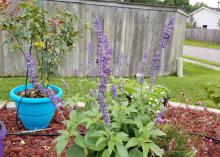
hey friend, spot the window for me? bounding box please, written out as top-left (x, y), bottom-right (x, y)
top-left (202, 25), bottom-right (208, 29)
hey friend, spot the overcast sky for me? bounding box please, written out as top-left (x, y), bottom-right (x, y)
top-left (190, 0), bottom-right (220, 7)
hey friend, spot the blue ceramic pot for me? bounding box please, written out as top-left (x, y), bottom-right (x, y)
top-left (9, 84), bottom-right (63, 130)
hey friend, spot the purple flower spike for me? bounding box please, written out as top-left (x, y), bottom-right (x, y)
top-left (25, 52), bottom-right (62, 108)
top-left (136, 73), bottom-right (144, 84)
top-left (111, 85), bottom-right (117, 99)
top-left (155, 108), bottom-right (167, 124)
top-left (120, 81), bottom-right (125, 93)
top-left (73, 68), bottom-right (80, 77)
top-left (94, 16), bottom-right (112, 127)
top-left (150, 16), bottom-right (175, 86)
top-left (25, 52), bottom-right (37, 84)
top-left (87, 42), bottom-right (94, 76)
top-left (61, 79), bottom-right (69, 89)
top-left (116, 52), bottom-right (125, 77)
top-left (139, 50), bottom-right (148, 75)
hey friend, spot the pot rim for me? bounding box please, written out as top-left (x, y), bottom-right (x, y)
top-left (9, 84), bottom-right (63, 104)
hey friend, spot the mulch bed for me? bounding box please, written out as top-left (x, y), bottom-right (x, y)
top-left (0, 107), bottom-right (220, 157)
top-left (1, 108), bottom-right (69, 157)
top-left (164, 107), bottom-right (220, 157)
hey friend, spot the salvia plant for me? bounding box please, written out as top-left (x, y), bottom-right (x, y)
top-left (0, 0), bottom-right (87, 83)
top-left (26, 52), bottom-right (62, 108)
top-left (55, 16), bottom-right (176, 157)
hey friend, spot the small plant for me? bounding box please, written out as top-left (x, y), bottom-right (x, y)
top-left (202, 84), bottom-right (220, 109)
top-left (155, 124), bottom-right (196, 157)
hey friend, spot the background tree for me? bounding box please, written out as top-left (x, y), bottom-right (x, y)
top-left (186, 15), bottom-right (197, 28)
top-left (188, 2), bottom-right (208, 13)
top-left (218, 19), bottom-right (220, 28)
top-left (125, 0), bottom-right (208, 13)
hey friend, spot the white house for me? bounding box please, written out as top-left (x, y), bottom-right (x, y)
top-left (188, 7), bottom-right (220, 29)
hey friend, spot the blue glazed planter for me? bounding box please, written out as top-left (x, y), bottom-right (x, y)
top-left (9, 84), bottom-right (63, 130)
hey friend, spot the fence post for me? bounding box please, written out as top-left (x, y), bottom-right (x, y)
top-left (177, 57), bottom-right (183, 77)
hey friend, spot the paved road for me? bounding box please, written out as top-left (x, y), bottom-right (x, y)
top-left (183, 45), bottom-right (220, 63)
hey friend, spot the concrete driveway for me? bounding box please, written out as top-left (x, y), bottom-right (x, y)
top-left (183, 45), bottom-right (220, 63)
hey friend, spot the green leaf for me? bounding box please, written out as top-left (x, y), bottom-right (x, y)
top-left (116, 144), bottom-right (128, 157)
top-left (145, 122), bottom-right (155, 132)
top-left (96, 137), bottom-right (107, 147)
top-left (126, 137), bottom-right (138, 148)
top-left (102, 149), bottom-right (111, 157)
top-left (108, 141), bottom-right (115, 155)
top-left (129, 148), bottom-right (143, 157)
top-left (75, 135), bottom-right (85, 148)
top-left (135, 118), bottom-right (143, 130)
top-left (85, 132), bottom-right (106, 151)
top-left (149, 142), bottom-right (163, 157)
top-left (151, 129), bottom-right (166, 138)
top-left (142, 143), bottom-right (149, 157)
top-left (56, 137), bottom-right (68, 157)
top-left (117, 132), bottom-right (129, 141)
top-left (67, 144), bottom-right (85, 157)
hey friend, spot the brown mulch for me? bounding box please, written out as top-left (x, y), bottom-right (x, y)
top-left (164, 107), bottom-right (220, 157)
top-left (0, 107), bottom-right (220, 157)
top-left (1, 108), bottom-right (69, 157)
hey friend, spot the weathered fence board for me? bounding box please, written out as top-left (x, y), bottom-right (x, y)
top-left (0, 0), bottom-right (187, 77)
top-left (186, 29), bottom-right (220, 43)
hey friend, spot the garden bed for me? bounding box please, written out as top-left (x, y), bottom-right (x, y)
top-left (1, 107), bottom-right (219, 157)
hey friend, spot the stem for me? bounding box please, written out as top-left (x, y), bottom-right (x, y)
top-left (35, 49), bottom-right (41, 66)
top-left (14, 37), bottom-right (25, 57)
top-left (7, 30), bottom-right (25, 57)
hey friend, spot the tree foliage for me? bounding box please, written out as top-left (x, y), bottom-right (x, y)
top-left (125, 0), bottom-right (208, 13)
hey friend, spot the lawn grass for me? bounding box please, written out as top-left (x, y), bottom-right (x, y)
top-left (1, 62), bottom-right (220, 108)
top-left (182, 55), bottom-right (220, 67)
top-left (184, 39), bottom-right (220, 50)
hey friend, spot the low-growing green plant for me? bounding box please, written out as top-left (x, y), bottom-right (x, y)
top-left (202, 84), bottom-right (220, 109)
top-left (155, 124), bottom-right (196, 157)
top-left (55, 79), bottom-right (169, 157)
top-left (55, 15), bottom-right (178, 157)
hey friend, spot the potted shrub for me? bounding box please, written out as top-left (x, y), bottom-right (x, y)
top-left (0, 121), bottom-right (6, 157)
top-left (0, 0), bottom-right (86, 129)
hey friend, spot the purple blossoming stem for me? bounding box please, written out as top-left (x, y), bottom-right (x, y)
top-left (116, 52), bottom-right (125, 77)
top-left (136, 50), bottom-right (148, 84)
top-left (150, 16), bottom-right (175, 86)
top-left (25, 52), bottom-right (62, 108)
top-left (155, 108), bottom-right (167, 124)
top-left (61, 79), bottom-right (69, 89)
top-left (139, 50), bottom-right (148, 75)
top-left (72, 68), bottom-right (80, 77)
top-left (94, 16), bottom-right (112, 127)
top-left (111, 85), bottom-right (117, 99)
top-left (120, 81), bottom-right (125, 93)
top-left (87, 42), bottom-right (94, 76)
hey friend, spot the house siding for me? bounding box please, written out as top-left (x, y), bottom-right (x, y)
top-left (192, 8), bottom-right (220, 29)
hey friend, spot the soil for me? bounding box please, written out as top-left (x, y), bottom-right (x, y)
top-left (0, 107), bottom-right (219, 157)
top-left (164, 107), bottom-right (220, 157)
top-left (17, 88), bottom-right (57, 98)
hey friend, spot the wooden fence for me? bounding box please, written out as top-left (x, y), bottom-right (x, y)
top-left (0, 0), bottom-right (187, 77)
top-left (186, 29), bottom-right (220, 43)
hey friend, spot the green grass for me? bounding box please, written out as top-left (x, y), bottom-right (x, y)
top-left (182, 55), bottom-right (220, 67)
top-left (157, 63), bottom-right (220, 108)
top-left (184, 39), bottom-right (220, 50)
top-left (1, 62), bottom-right (220, 108)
